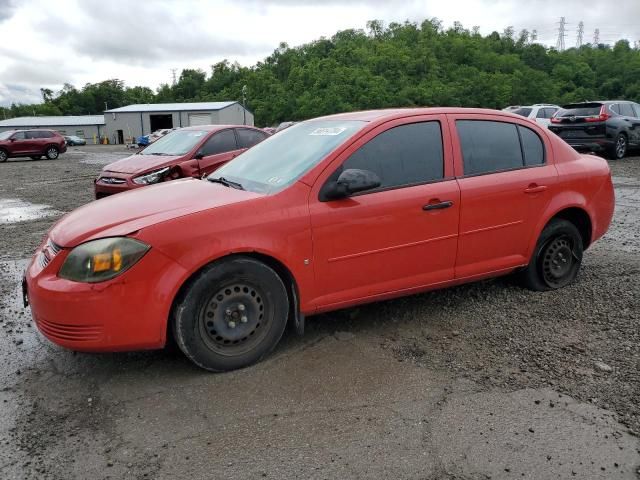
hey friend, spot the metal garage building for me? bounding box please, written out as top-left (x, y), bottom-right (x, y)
top-left (0, 115), bottom-right (105, 140)
top-left (104, 102), bottom-right (254, 144)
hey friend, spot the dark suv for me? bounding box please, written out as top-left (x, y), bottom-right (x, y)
top-left (548, 100), bottom-right (640, 159)
top-left (0, 129), bottom-right (67, 162)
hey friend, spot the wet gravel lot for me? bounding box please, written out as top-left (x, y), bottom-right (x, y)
top-left (0, 145), bottom-right (639, 479)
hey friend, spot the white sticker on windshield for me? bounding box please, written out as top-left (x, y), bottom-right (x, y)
top-left (309, 127), bottom-right (347, 136)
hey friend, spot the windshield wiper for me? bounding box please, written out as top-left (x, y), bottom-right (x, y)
top-left (147, 152), bottom-right (172, 156)
top-left (208, 176), bottom-right (245, 190)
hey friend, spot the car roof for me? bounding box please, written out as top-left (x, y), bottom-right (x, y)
top-left (313, 107), bottom-right (526, 122)
top-left (179, 124), bottom-right (260, 132)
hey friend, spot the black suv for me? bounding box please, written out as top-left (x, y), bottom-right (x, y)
top-left (548, 100), bottom-right (640, 159)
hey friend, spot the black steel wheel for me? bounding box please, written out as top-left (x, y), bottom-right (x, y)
top-left (518, 218), bottom-right (583, 291)
top-left (173, 257), bottom-right (289, 371)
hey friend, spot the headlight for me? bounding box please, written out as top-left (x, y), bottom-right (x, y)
top-left (133, 167), bottom-right (171, 185)
top-left (59, 237), bottom-right (150, 283)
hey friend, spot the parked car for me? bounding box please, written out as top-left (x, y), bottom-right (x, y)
top-left (94, 125), bottom-right (269, 198)
top-left (64, 135), bottom-right (86, 146)
top-left (0, 129), bottom-right (67, 162)
top-left (507, 104), bottom-right (561, 127)
top-left (548, 100), bottom-right (640, 159)
top-left (24, 108), bottom-right (614, 372)
top-left (275, 121), bottom-right (296, 132)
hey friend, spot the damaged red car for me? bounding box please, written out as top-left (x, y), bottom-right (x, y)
top-left (24, 108), bottom-right (615, 371)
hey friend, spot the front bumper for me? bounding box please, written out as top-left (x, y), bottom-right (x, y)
top-left (25, 241), bottom-right (188, 352)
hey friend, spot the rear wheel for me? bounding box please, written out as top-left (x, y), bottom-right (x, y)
top-left (0, 149), bottom-right (7, 162)
top-left (45, 146), bottom-right (59, 160)
top-left (608, 133), bottom-right (627, 160)
top-left (173, 257), bottom-right (289, 372)
top-left (519, 218), bottom-right (583, 291)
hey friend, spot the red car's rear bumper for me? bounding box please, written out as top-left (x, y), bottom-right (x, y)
top-left (25, 243), bottom-right (187, 352)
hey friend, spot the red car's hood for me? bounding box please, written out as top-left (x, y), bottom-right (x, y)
top-left (103, 153), bottom-right (184, 174)
top-left (50, 178), bottom-right (262, 247)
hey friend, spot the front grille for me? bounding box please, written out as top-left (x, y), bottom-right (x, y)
top-left (36, 317), bottom-right (103, 342)
top-left (38, 252), bottom-right (50, 268)
top-left (38, 239), bottom-right (62, 268)
top-left (99, 177), bottom-right (126, 184)
top-left (47, 239), bottom-right (61, 255)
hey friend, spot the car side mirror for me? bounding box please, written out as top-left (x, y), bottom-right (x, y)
top-left (194, 151), bottom-right (204, 160)
top-left (322, 168), bottom-right (381, 201)
top-left (9, 137), bottom-right (16, 142)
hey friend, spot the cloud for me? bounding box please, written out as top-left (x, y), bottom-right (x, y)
top-left (0, 0), bottom-right (15, 22)
top-left (37, 0), bottom-right (269, 65)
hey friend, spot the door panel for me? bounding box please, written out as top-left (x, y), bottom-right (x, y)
top-left (448, 114), bottom-right (558, 278)
top-left (308, 115), bottom-right (459, 308)
top-left (310, 182), bottom-right (460, 306)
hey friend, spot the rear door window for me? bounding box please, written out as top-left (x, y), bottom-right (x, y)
top-left (25, 131), bottom-right (40, 139)
top-left (518, 126), bottom-right (545, 166)
top-left (619, 103), bottom-right (635, 117)
top-left (341, 121), bottom-right (444, 190)
top-left (512, 108), bottom-right (532, 118)
top-left (456, 120), bottom-right (524, 175)
top-left (200, 130), bottom-right (237, 156)
top-left (236, 129), bottom-right (268, 149)
top-left (609, 104), bottom-right (621, 115)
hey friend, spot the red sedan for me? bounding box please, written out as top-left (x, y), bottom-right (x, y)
top-left (94, 125), bottom-right (269, 198)
top-left (24, 108), bottom-right (615, 371)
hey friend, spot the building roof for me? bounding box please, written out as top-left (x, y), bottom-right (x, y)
top-left (105, 102), bottom-right (238, 113)
top-left (0, 115), bottom-right (105, 127)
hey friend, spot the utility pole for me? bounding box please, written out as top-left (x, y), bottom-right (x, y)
top-left (556, 17), bottom-right (566, 51)
top-left (171, 69), bottom-right (177, 86)
top-left (593, 28), bottom-right (600, 46)
top-left (530, 29), bottom-right (538, 43)
top-left (241, 85), bottom-right (247, 125)
top-left (104, 102), bottom-right (108, 112)
top-left (576, 21), bottom-right (584, 47)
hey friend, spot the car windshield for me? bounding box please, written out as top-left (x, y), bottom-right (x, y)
top-left (512, 108), bottom-right (532, 117)
top-left (0, 131), bottom-right (15, 140)
top-left (208, 120), bottom-right (366, 194)
top-left (558, 103), bottom-right (602, 117)
top-left (141, 129), bottom-right (207, 155)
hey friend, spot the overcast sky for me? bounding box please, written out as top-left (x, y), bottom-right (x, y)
top-left (1, 0), bottom-right (638, 106)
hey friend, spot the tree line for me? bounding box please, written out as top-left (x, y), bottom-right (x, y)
top-left (2, 19), bottom-right (639, 127)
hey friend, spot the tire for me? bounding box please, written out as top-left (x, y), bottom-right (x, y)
top-left (518, 218), bottom-right (584, 291)
top-left (0, 149), bottom-right (7, 162)
top-left (173, 257), bottom-right (289, 372)
top-left (607, 133), bottom-right (627, 160)
top-left (45, 146), bottom-right (59, 160)
top-left (30, 156), bottom-right (42, 160)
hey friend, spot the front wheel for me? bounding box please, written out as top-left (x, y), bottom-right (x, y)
top-left (608, 133), bottom-right (627, 160)
top-left (0, 150), bottom-right (7, 162)
top-left (518, 219), bottom-right (583, 291)
top-left (173, 257), bottom-right (289, 371)
top-left (45, 146), bottom-right (59, 160)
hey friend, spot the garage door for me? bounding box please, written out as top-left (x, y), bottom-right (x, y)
top-left (188, 113), bottom-right (212, 126)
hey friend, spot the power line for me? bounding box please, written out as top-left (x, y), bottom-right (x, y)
top-left (576, 21), bottom-right (584, 47)
top-left (556, 17), bottom-right (567, 51)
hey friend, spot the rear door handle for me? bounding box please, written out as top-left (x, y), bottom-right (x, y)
top-left (423, 200), bottom-right (453, 211)
top-left (524, 184), bottom-right (548, 194)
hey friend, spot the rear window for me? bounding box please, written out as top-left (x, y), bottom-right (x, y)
top-left (558, 104), bottom-right (602, 117)
top-left (512, 108), bottom-right (532, 117)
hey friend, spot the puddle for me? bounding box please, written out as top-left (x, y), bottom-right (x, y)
top-left (0, 198), bottom-right (61, 224)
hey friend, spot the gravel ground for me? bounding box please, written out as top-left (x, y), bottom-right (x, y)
top-left (0, 146), bottom-right (639, 479)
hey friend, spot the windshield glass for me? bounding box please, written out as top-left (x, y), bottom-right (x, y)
top-left (512, 108), bottom-right (532, 117)
top-left (141, 129), bottom-right (207, 155)
top-left (208, 120), bottom-right (366, 194)
top-left (0, 131), bottom-right (15, 140)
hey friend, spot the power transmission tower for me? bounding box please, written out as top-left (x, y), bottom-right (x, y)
top-left (531, 29), bottom-right (538, 43)
top-left (576, 21), bottom-right (584, 47)
top-left (170, 69), bottom-right (177, 85)
top-left (556, 17), bottom-right (567, 51)
top-left (593, 28), bottom-right (600, 46)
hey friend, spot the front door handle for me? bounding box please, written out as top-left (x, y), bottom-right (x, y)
top-left (524, 184), bottom-right (548, 194)
top-left (423, 200), bottom-right (453, 211)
